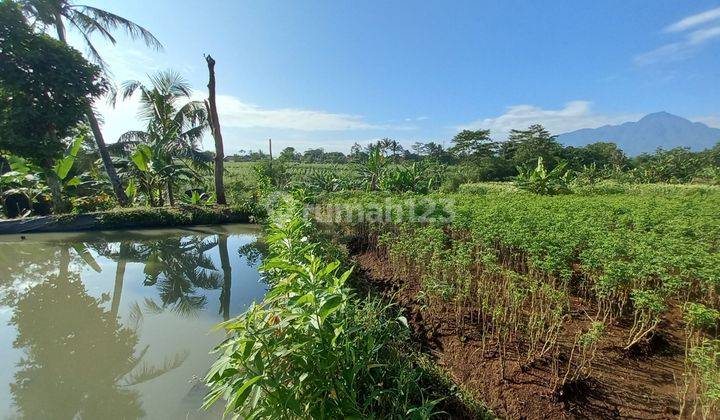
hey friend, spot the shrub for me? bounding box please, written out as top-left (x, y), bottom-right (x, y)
top-left (515, 157), bottom-right (571, 195)
top-left (205, 198), bottom-right (444, 418)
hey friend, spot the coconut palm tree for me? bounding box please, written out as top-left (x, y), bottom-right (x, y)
top-left (117, 70), bottom-right (210, 206)
top-left (19, 0), bottom-right (163, 206)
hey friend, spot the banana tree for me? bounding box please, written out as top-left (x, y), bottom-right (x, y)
top-left (2, 136), bottom-right (86, 216)
top-left (117, 71), bottom-right (210, 206)
top-left (127, 144), bottom-right (201, 207)
top-left (359, 146), bottom-right (386, 191)
top-left (515, 156), bottom-right (571, 195)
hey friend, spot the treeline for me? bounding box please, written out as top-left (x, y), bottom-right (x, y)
top-left (228, 125), bottom-right (720, 184)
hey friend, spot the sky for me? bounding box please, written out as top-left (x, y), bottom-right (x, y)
top-left (67, 0), bottom-right (720, 154)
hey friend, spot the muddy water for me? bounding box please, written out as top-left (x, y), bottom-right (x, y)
top-left (0, 225), bottom-right (265, 419)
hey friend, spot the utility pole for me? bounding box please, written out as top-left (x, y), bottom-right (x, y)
top-left (268, 138), bottom-right (273, 168)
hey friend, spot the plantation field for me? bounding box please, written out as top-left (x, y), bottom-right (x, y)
top-left (224, 162), bottom-right (361, 186)
top-left (317, 186), bottom-right (720, 418)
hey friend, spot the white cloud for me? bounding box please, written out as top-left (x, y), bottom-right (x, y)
top-left (635, 25), bottom-right (720, 65)
top-left (636, 6), bottom-right (720, 65)
top-left (458, 101), bottom-right (639, 138)
top-left (665, 7), bottom-right (720, 32)
top-left (204, 94), bottom-right (412, 131)
top-left (692, 114), bottom-right (720, 128)
top-left (687, 25), bottom-right (720, 44)
top-left (94, 89), bottom-right (413, 152)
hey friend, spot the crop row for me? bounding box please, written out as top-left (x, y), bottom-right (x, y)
top-left (318, 190), bottom-right (720, 414)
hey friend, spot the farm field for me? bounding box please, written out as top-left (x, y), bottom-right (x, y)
top-left (315, 186), bottom-right (720, 418)
top-left (5, 0), bottom-right (720, 418)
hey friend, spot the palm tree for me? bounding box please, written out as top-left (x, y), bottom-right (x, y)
top-left (117, 70), bottom-right (210, 206)
top-left (139, 236), bottom-right (222, 317)
top-left (19, 0), bottom-right (163, 206)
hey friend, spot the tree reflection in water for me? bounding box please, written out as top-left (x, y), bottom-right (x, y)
top-left (9, 246), bottom-right (187, 419)
top-left (1, 228), bottom-right (263, 418)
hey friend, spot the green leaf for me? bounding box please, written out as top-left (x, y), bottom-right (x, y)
top-left (131, 145), bottom-right (152, 172)
top-left (54, 136), bottom-right (84, 180)
top-left (319, 295), bottom-right (343, 323)
top-left (226, 375), bottom-right (262, 415)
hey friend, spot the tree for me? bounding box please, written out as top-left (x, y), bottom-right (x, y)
top-left (349, 142), bottom-right (367, 162)
top-left (450, 129), bottom-right (497, 161)
top-left (302, 148), bottom-right (325, 163)
top-left (0, 1), bottom-right (106, 209)
top-left (204, 55), bottom-right (226, 204)
top-left (502, 124), bottom-right (564, 169)
top-left (279, 147), bottom-right (299, 162)
top-left (117, 70), bottom-right (209, 206)
top-left (323, 151), bottom-right (347, 164)
top-left (632, 147), bottom-right (704, 183)
top-left (564, 141), bottom-right (629, 171)
top-left (20, 0), bottom-right (163, 206)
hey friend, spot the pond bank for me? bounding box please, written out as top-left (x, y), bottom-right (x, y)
top-left (0, 205), bottom-right (256, 235)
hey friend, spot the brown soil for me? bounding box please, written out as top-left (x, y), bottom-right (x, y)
top-left (353, 251), bottom-right (694, 420)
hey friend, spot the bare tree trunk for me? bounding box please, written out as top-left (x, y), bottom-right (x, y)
top-left (47, 172), bottom-right (63, 211)
top-left (167, 180), bottom-right (175, 207)
top-left (218, 234), bottom-right (232, 321)
top-left (205, 55), bottom-right (227, 205)
top-left (43, 157), bottom-right (63, 212)
top-left (54, 13), bottom-right (129, 207)
top-left (110, 244), bottom-right (127, 320)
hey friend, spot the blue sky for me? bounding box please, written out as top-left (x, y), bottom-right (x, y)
top-left (72, 1), bottom-right (720, 153)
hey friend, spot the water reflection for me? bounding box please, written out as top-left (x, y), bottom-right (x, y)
top-left (0, 225), bottom-right (264, 419)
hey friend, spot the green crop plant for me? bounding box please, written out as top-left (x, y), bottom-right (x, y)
top-left (686, 339), bottom-right (720, 418)
top-left (559, 320), bottom-right (606, 389)
top-left (317, 186), bottom-right (720, 410)
top-left (625, 289), bottom-right (668, 350)
top-left (205, 196), bottom-right (449, 418)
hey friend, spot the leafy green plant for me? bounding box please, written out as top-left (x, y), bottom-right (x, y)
top-left (379, 162), bottom-right (442, 194)
top-left (252, 159), bottom-right (291, 190)
top-left (687, 339), bottom-right (720, 418)
top-left (685, 303), bottom-right (720, 335)
top-left (515, 156), bottom-right (570, 195)
top-left (360, 146), bottom-right (386, 191)
top-left (180, 190), bottom-right (216, 206)
top-left (626, 289), bottom-right (667, 350)
top-left (205, 197), bottom-right (442, 418)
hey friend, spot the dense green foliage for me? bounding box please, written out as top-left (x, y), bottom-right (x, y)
top-left (113, 70), bottom-right (210, 207)
top-left (0, 0), bottom-right (106, 165)
top-left (515, 157), bottom-right (570, 195)
top-left (319, 186), bottom-right (720, 413)
top-left (323, 189), bottom-right (720, 307)
top-left (205, 196), bottom-right (482, 418)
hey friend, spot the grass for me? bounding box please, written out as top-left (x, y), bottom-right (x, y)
top-left (0, 205), bottom-right (257, 234)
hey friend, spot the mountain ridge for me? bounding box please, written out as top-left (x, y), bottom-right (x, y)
top-left (557, 112), bottom-right (720, 156)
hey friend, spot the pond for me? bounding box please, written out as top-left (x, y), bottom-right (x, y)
top-left (0, 224), bottom-right (266, 419)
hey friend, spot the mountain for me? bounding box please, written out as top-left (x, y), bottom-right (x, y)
top-left (557, 112), bottom-right (720, 156)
